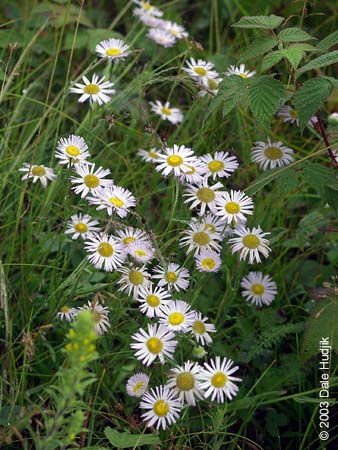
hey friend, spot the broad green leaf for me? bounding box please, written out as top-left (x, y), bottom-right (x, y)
top-left (294, 78), bottom-right (334, 129)
top-left (209, 75), bottom-right (248, 116)
top-left (278, 27), bottom-right (314, 43)
top-left (104, 427), bottom-right (161, 448)
top-left (317, 30), bottom-right (338, 51)
top-left (296, 50), bottom-right (338, 77)
top-left (323, 184), bottom-right (338, 211)
top-left (275, 169), bottom-right (299, 195)
top-left (239, 36), bottom-right (278, 63)
top-left (281, 47), bottom-right (305, 70)
top-left (303, 163), bottom-right (337, 195)
top-left (248, 76), bottom-right (286, 129)
top-left (291, 43), bottom-right (319, 52)
top-left (232, 15), bottom-right (284, 30)
top-left (261, 51), bottom-right (284, 71)
top-left (295, 211), bottom-right (325, 246)
top-left (64, 30), bottom-right (88, 50)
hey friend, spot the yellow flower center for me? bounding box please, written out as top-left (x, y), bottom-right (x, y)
top-left (239, 73), bottom-right (248, 79)
top-left (146, 337), bottom-right (163, 354)
top-left (106, 47), bottom-right (122, 57)
top-left (84, 174), bottom-right (100, 188)
top-left (208, 78), bottom-right (218, 90)
top-left (211, 372), bottom-right (227, 388)
top-left (148, 150), bottom-right (159, 159)
top-left (74, 222), bottom-right (88, 233)
top-left (98, 242), bottom-right (114, 257)
top-left (194, 67), bottom-right (207, 76)
top-left (205, 223), bottom-right (216, 232)
top-left (109, 196), bottom-right (124, 208)
top-left (123, 236), bottom-right (136, 245)
top-left (66, 145), bottom-right (80, 157)
top-left (165, 271), bottom-right (178, 283)
top-left (84, 84), bottom-right (100, 95)
top-left (208, 160), bottom-right (224, 173)
top-left (176, 372), bottom-right (195, 390)
top-left (201, 258), bottom-right (216, 270)
top-left (92, 310), bottom-right (103, 323)
top-left (61, 306), bottom-right (71, 313)
top-left (133, 381), bottom-right (145, 394)
top-left (168, 312), bottom-right (184, 326)
top-left (134, 249), bottom-right (147, 257)
top-left (31, 166), bottom-right (46, 177)
top-left (197, 187), bottom-right (215, 203)
top-left (192, 320), bottom-right (206, 334)
top-left (242, 234), bottom-right (260, 249)
top-left (251, 283), bottom-right (265, 295)
top-left (185, 164), bottom-right (195, 174)
top-left (161, 107), bottom-right (172, 116)
top-left (167, 155), bottom-right (183, 167)
top-left (129, 270), bottom-right (144, 285)
top-left (225, 201), bottom-right (240, 214)
top-left (264, 146), bottom-right (283, 160)
top-left (146, 294), bottom-right (160, 307)
top-left (142, 1), bottom-right (152, 11)
top-left (170, 28), bottom-right (179, 37)
top-left (193, 231), bottom-right (210, 246)
top-left (153, 399), bottom-right (169, 417)
top-left (290, 109), bottom-right (299, 119)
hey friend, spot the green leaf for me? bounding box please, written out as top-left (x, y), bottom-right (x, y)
top-left (245, 169), bottom-right (282, 196)
top-left (232, 15), bottom-right (284, 30)
top-left (303, 163), bottom-right (337, 195)
top-left (261, 51), bottom-right (284, 71)
top-left (210, 75), bottom-right (248, 116)
top-left (275, 169), bottom-right (299, 195)
top-left (296, 50), bottom-right (338, 77)
top-left (294, 78), bottom-right (334, 129)
top-left (317, 30), bottom-right (338, 51)
top-left (295, 211), bottom-right (325, 246)
top-left (64, 30), bottom-right (89, 50)
top-left (281, 47), bottom-right (305, 70)
top-left (239, 36), bottom-right (278, 62)
top-left (104, 428), bottom-right (161, 448)
top-left (323, 184), bottom-right (338, 211)
top-left (248, 75), bottom-right (286, 129)
top-left (278, 27), bottom-right (314, 43)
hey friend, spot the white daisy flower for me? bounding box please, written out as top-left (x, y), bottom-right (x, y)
top-left (131, 323), bottom-right (177, 366)
top-left (158, 300), bottom-right (195, 333)
top-left (140, 385), bottom-right (182, 430)
top-left (228, 225), bottom-right (271, 264)
top-left (117, 265), bottom-right (151, 299)
top-left (178, 158), bottom-right (205, 185)
top-left (196, 76), bottom-right (222, 97)
top-left (251, 139), bottom-right (295, 170)
top-left (69, 74), bottom-right (115, 106)
top-left (179, 221), bottom-right (221, 255)
top-left (161, 20), bottom-right (188, 39)
top-left (167, 361), bottom-right (204, 406)
top-left (225, 64), bottom-right (255, 78)
top-left (214, 190), bottom-right (254, 225)
top-left (87, 185), bottom-right (136, 218)
top-left (149, 100), bottom-right (183, 125)
top-left (183, 57), bottom-right (218, 81)
top-left (199, 356), bottom-right (242, 402)
top-left (136, 284), bottom-right (171, 318)
top-left (147, 28), bottom-right (176, 48)
top-left (277, 105), bottom-right (317, 128)
top-left (126, 372), bottom-right (149, 398)
top-left (183, 177), bottom-right (224, 216)
top-left (153, 263), bottom-right (190, 292)
top-left (95, 38), bottom-right (130, 62)
top-left (137, 147), bottom-right (161, 162)
top-left (19, 163), bottom-right (56, 188)
top-left (57, 305), bottom-right (77, 322)
top-left (195, 249), bottom-right (222, 273)
top-left (116, 226), bottom-right (150, 247)
top-left (70, 162), bottom-right (113, 198)
top-left (190, 312), bottom-right (216, 345)
top-left (241, 271), bottom-right (277, 307)
top-left (64, 213), bottom-right (100, 240)
top-left (55, 135), bottom-right (90, 166)
top-left (200, 151), bottom-right (239, 180)
top-left (194, 213), bottom-right (227, 236)
top-left (138, 14), bottom-right (164, 27)
top-left (154, 144), bottom-right (196, 177)
top-left (77, 301), bottom-right (110, 335)
top-left (127, 240), bottom-right (155, 264)
top-left (133, 1), bottom-right (163, 18)
top-left (84, 233), bottom-right (125, 272)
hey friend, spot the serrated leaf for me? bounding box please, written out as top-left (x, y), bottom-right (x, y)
top-left (281, 47), bottom-right (305, 70)
top-left (296, 50), bottom-right (338, 77)
top-left (210, 76), bottom-right (248, 116)
top-left (303, 163), bottom-right (337, 195)
top-left (104, 427), bottom-right (161, 448)
top-left (248, 76), bottom-right (286, 128)
top-left (289, 43), bottom-right (319, 52)
top-left (245, 169), bottom-right (282, 196)
top-left (239, 36), bottom-right (278, 63)
top-left (275, 169), bottom-right (299, 195)
top-left (317, 30), bottom-right (338, 51)
top-left (294, 78), bottom-right (334, 129)
top-left (295, 211), bottom-right (325, 245)
top-left (232, 15), bottom-right (284, 30)
top-left (323, 184), bottom-right (338, 211)
top-left (261, 51), bottom-right (284, 71)
top-left (278, 27), bottom-right (314, 43)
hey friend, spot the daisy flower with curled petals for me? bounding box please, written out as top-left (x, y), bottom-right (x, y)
top-left (57, 306), bottom-right (77, 322)
top-left (117, 265), bottom-right (151, 299)
top-left (154, 144), bottom-right (196, 177)
top-left (251, 139), bottom-right (294, 170)
top-left (225, 64), bottom-right (255, 78)
top-left (183, 177), bottom-right (224, 216)
top-left (116, 226), bottom-right (150, 248)
top-left (140, 385), bottom-right (182, 430)
top-left (55, 135), bottom-right (90, 166)
top-left (167, 361), bottom-right (204, 406)
top-left (179, 221), bottom-right (221, 255)
top-left (95, 38), bottom-right (130, 63)
top-left (195, 249), bottom-right (222, 273)
top-left (200, 151), bottom-right (239, 180)
top-left (241, 271), bottom-right (277, 307)
top-left (199, 356), bottom-right (242, 402)
top-left (161, 20), bottom-right (188, 39)
top-left (69, 74), bottom-right (115, 106)
top-left (70, 162), bottom-right (113, 198)
top-left (158, 300), bottom-right (195, 333)
top-left (127, 240), bottom-right (155, 264)
top-left (77, 301), bottom-right (110, 335)
top-left (131, 323), bottom-right (177, 366)
top-left (126, 372), bottom-right (149, 398)
top-left (190, 311), bottom-right (216, 345)
top-left (214, 190), bottom-right (254, 225)
top-left (153, 262), bottom-right (190, 292)
top-left (19, 163), bottom-right (56, 188)
top-left (137, 147), bottom-right (161, 163)
top-left (149, 100), bottom-right (183, 125)
top-left (87, 185), bottom-right (136, 218)
top-left (183, 57), bottom-right (218, 82)
top-left (84, 233), bottom-right (125, 272)
top-left (64, 213), bottom-right (100, 240)
top-left (136, 284), bottom-right (171, 318)
top-left (147, 28), bottom-right (176, 48)
top-left (229, 225), bottom-right (271, 264)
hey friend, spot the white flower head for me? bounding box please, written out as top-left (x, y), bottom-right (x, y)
top-left (117, 265), bottom-right (151, 299)
top-left (195, 249), bottom-right (222, 273)
top-left (19, 163), bottom-right (56, 188)
top-left (127, 240), bottom-right (155, 264)
top-left (57, 306), bottom-right (77, 322)
top-left (137, 147), bottom-right (161, 163)
top-left (136, 284), bottom-right (171, 318)
top-left (229, 225), bottom-right (271, 264)
top-left (179, 220), bottom-right (221, 255)
top-left (55, 135), bottom-right (90, 166)
top-left (154, 144), bottom-right (196, 177)
top-left (64, 213), bottom-right (100, 240)
top-left (87, 185), bottom-right (136, 218)
top-left (133, 1), bottom-right (163, 18)
top-left (85, 233), bottom-right (125, 272)
top-left (200, 151), bottom-right (239, 180)
top-left (153, 262), bottom-right (190, 292)
top-left (116, 226), bottom-right (150, 248)
top-left (251, 139), bottom-right (294, 170)
top-left (225, 64), bottom-right (255, 78)
top-left (77, 301), bottom-right (110, 335)
top-left (194, 213), bottom-right (227, 236)
top-left (190, 311), bottom-right (216, 345)
top-left (196, 76), bottom-right (222, 97)
top-left (70, 162), bottom-right (113, 198)
top-left (183, 177), bottom-right (224, 216)
top-left (161, 20), bottom-right (188, 39)
top-left (149, 100), bottom-right (183, 124)
top-left (241, 271), bottom-right (277, 307)
top-left (147, 28), bottom-right (176, 48)
top-left (95, 38), bottom-right (130, 62)
top-left (69, 74), bottom-right (115, 106)
top-left (158, 300), bottom-right (195, 333)
top-left (214, 190), bottom-right (254, 225)
top-left (178, 157), bottom-right (205, 185)
top-left (126, 372), bottom-right (149, 398)
top-left (183, 57), bottom-right (218, 81)
top-left (167, 361), bottom-right (204, 406)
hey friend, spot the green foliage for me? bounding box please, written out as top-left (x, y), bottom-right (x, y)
top-left (296, 50), bottom-right (338, 77)
top-left (232, 15), bottom-right (284, 29)
top-left (295, 211), bottom-right (326, 246)
top-left (209, 75), bottom-right (247, 116)
top-left (104, 427), bottom-right (161, 448)
top-left (261, 50), bottom-right (284, 71)
top-left (239, 36), bottom-right (278, 63)
top-left (316, 29), bottom-right (338, 51)
top-left (277, 27), bottom-right (314, 43)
